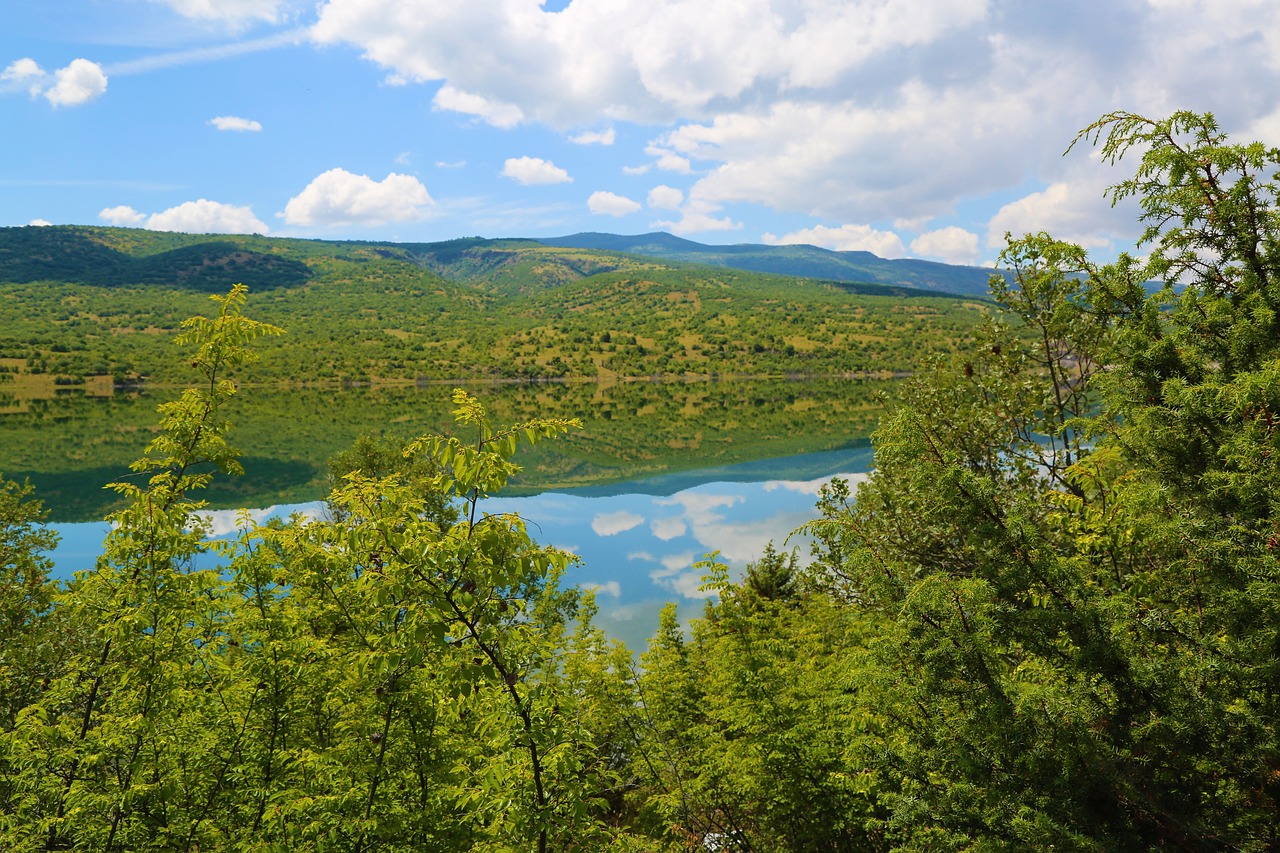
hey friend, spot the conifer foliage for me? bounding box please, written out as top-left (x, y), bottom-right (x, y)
top-left (3, 110), bottom-right (1280, 850)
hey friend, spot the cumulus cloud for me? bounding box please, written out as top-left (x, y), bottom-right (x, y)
top-left (283, 168), bottom-right (433, 227)
top-left (99, 205), bottom-right (147, 226)
top-left (645, 145), bottom-right (693, 174)
top-left (28, 219), bottom-right (53, 227)
top-left (502, 156), bottom-right (572, 185)
top-left (306, 0), bottom-right (1280, 253)
top-left (653, 195), bottom-right (740, 235)
top-left (587, 190), bottom-right (641, 217)
top-left (985, 157), bottom-right (1137, 253)
top-left (97, 201), bottom-right (269, 233)
top-left (591, 510), bottom-right (644, 536)
top-left (571, 128), bottom-right (615, 145)
top-left (44, 59), bottom-right (108, 107)
top-left (6, 58), bottom-right (108, 106)
top-left (433, 84), bottom-right (524, 128)
top-left (763, 223), bottom-right (906, 258)
top-left (309, 0), bottom-right (991, 126)
top-left (210, 115), bottom-right (263, 132)
top-left (2, 58), bottom-right (45, 95)
top-left (146, 199), bottom-right (270, 234)
top-left (646, 185), bottom-right (684, 210)
top-left (910, 226), bottom-right (981, 264)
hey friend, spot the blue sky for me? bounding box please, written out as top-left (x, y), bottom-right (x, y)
top-left (4, 0), bottom-right (1279, 266)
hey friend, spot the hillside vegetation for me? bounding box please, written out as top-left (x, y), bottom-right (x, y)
top-left (1, 377), bottom-right (888, 521)
top-left (0, 226), bottom-right (988, 387)
top-left (538, 230), bottom-right (1000, 296)
top-left (2, 110), bottom-right (1280, 850)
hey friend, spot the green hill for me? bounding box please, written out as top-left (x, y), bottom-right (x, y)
top-left (537, 231), bottom-right (1002, 296)
top-left (0, 225), bottom-right (992, 387)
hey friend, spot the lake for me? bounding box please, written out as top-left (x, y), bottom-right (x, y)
top-left (6, 378), bottom-right (885, 649)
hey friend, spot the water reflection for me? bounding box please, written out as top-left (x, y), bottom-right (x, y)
top-left (46, 447), bottom-right (875, 651)
top-left (1, 377), bottom-right (889, 521)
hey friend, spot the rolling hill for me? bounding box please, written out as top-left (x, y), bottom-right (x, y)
top-left (0, 225), bottom-right (994, 388)
top-left (535, 231), bottom-right (1001, 297)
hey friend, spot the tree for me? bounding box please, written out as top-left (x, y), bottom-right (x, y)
top-left (0, 290), bottom-right (644, 851)
top-left (801, 111), bottom-right (1280, 849)
top-left (632, 555), bottom-right (887, 852)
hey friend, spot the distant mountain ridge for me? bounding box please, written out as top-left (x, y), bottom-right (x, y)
top-left (0, 225), bottom-right (999, 299)
top-left (535, 232), bottom-right (1000, 297)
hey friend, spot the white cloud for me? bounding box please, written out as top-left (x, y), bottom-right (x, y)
top-left (763, 223), bottom-right (906, 258)
top-left (894, 215), bottom-right (934, 232)
top-left (305, 0), bottom-right (1280, 256)
top-left (645, 145), bottom-right (693, 174)
top-left (591, 510), bottom-right (644, 536)
top-left (587, 190), bottom-right (641, 217)
top-left (102, 30), bottom-right (306, 76)
top-left (310, 0), bottom-right (991, 126)
top-left (653, 196), bottom-right (740, 235)
top-left (436, 160), bottom-right (466, 169)
top-left (99, 205), bottom-right (147, 226)
top-left (654, 209), bottom-right (739, 235)
top-left (622, 164), bottom-right (651, 176)
top-left (2, 57), bottom-right (109, 108)
top-left (2, 59), bottom-right (45, 95)
top-left (28, 219), bottom-right (53, 227)
top-left (985, 158), bottom-right (1136, 252)
top-left (651, 516), bottom-right (687, 541)
top-left (910, 226), bottom-right (981, 264)
top-left (584, 581), bottom-right (622, 597)
top-left (571, 128), bottom-right (615, 145)
top-left (153, 0), bottom-right (293, 24)
top-left (45, 59), bottom-right (108, 107)
top-left (2, 58), bottom-right (42, 81)
top-left (433, 84), bottom-right (525, 128)
top-left (283, 168), bottom-right (433, 227)
top-left (146, 199), bottom-right (270, 234)
top-left (502, 156), bottom-right (572, 185)
top-left (210, 115), bottom-right (263, 132)
top-left (646, 185), bottom-right (684, 210)
top-left (659, 551), bottom-right (694, 573)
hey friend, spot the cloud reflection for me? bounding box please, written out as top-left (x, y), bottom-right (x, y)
top-left (762, 470), bottom-right (869, 495)
top-left (591, 509), bottom-right (645, 536)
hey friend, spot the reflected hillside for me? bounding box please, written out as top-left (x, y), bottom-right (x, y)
top-left (0, 377), bottom-right (889, 521)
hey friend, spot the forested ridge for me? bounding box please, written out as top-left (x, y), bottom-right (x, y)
top-left (0, 225), bottom-right (985, 388)
top-left (3, 110), bottom-right (1280, 850)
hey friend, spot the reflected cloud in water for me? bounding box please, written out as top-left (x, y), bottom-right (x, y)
top-left (47, 451), bottom-right (873, 652)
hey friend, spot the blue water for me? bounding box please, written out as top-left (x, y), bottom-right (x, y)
top-left (45, 447), bottom-right (875, 650)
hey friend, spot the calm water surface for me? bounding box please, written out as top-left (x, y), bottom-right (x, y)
top-left (47, 446), bottom-right (875, 650)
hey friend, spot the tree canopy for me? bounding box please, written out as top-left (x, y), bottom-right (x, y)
top-left (3, 109), bottom-right (1280, 850)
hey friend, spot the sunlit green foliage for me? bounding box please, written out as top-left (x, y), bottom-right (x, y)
top-left (2, 377), bottom-right (889, 522)
top-left (6, 108), bottom-right (1280, 850)
top-left (619, 110), bottom-right (1280, 851)
top-left (0, 226), bottom-right (987, 387)
top-left (0, 296), bottom-right (639, 851)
